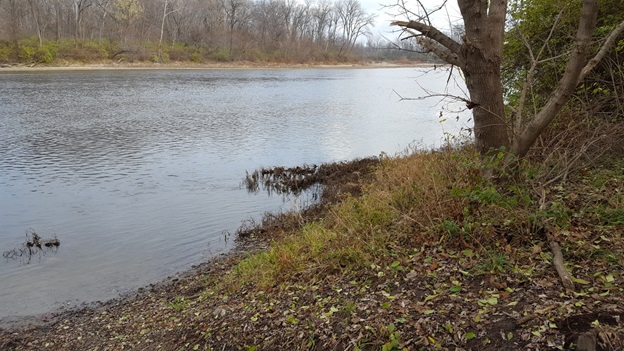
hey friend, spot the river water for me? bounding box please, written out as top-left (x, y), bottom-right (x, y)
top-left (0, 67), bottom-right (469, 320)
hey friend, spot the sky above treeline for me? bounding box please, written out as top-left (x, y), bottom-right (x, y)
top-left (363, 0), bottom-right (463, 38)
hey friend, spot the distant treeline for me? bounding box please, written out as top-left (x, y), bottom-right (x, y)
top-left (0, 0), bottom-right (432, 64)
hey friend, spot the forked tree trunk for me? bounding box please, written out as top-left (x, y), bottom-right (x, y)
top-left (391, 0), bottom-right (613, 158)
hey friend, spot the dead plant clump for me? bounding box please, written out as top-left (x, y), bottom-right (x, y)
top-left (2, 230), bottom-right (60, 264)
top-left (237, 157), bottom-right (381, 240)
top-left (243, 157), bottom-right (380, 199)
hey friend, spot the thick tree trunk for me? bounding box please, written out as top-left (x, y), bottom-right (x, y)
top-left (462, 54), bottom-right (509, 154)
top-left (458, 0), bottom-right (510, 155)
top-left (392, 0), bottom-right (611, 157)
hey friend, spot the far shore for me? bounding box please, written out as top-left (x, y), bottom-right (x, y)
top-left (0, 60), bottom-right (437, 73)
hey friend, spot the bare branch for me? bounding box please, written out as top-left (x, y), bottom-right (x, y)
top-left (579, 19), bottom-right (624, 80)
top-left (415, 0), bottom-right (432, 25)
top-left (393, 89), bottom-right (468, 105)
top-left (393, 82), bottom-right (475, 112)
top-left (391, 20), bottom-right (462, 57)
top-left (412, 35), bottom-right (461, 66)
top-left (513, 8), bottom-right (566, 136)
top-left (514, 0), bottom-right (599, 157)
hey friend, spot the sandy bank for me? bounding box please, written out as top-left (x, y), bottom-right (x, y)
top-left (0, 61), bottom-right (432, 73)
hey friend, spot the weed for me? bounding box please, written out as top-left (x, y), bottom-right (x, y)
top-left (169, 296), bottom-right (189, 312)
top-left (343, 301), bottom-right (356, 315)
top-left (476, 251), bottom-right (510, 274)
top-left (598, 208), bottom-right (624, 225)
top-left (382, 324), bottom-right (406, 351)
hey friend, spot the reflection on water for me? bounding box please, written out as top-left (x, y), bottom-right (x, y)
top-left (0, 67), bottom-right (469, 319)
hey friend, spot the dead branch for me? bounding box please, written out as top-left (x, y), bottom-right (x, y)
top-left (390, 20), bottom-right (462, 56)
top-left (392, 89), bottom-right (472, 108)
top-left (546, 230), bottom-right (575, 291)
top-left (515, 304), bottom-right (558, 326)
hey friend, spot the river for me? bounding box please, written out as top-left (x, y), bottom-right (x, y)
top-left (0, 67), bottom-right (469, 320)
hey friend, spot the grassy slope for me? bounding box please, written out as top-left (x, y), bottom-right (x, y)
top-left (1, 140), bottom-right (623, 350)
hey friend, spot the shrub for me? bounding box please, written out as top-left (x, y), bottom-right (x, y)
top-left (57, 40), bottom-right (110, 61)
top-left (33, 48), bottom-right (54, 63)
top-left (207, 49), bottom-right (232, 62)
top-left (190, 51), bottom-right (203, 63)
top-left (166, 43), bottom-right (197, 61)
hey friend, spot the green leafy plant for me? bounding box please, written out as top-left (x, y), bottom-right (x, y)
top-left (169, 296), bottom-right (189, 312)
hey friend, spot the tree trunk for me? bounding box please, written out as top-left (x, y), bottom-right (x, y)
top-left (158, 0), bottom-right (169, 63)
top-left (458, 0), bottom-right (510, 155)
top-left (462, 52), bottom-right (509, 154)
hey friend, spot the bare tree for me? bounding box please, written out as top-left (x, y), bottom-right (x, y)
top-left (219, 0), bottom-right (250, 55)
top-left (310, 0), bottom-right (333, 45)
top-left (27, 0), bottom-right (44, 46)
top-left (336, 0), bottom-right (375, 55)
top-left (111, 0), bottom-right (143, 44)
top-left (93, 0), bottom-right (112, 42)
top-left (392, 0), bottom-right (624, 157)
top-left (73, 0), bottom-right (92, 42)
top-left (157, 0), bottom-right (180, 61)
top-left (0, 0), bottom-right (26, 46)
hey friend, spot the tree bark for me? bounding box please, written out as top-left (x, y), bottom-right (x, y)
top-left (461, 48), bottom-right (509, 154)
top-left (457, 0), bottom-right (510, 154)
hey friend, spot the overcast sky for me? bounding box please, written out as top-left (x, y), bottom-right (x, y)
top-left (361, 0), bottom-right (463, 39)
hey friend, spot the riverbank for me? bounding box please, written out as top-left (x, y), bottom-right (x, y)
top-left (0, 139), bottom-right (624, 350)
top-left (0, 60), bottom-right (428, 73)
top-left (1, 135), bottom-right (623, 350)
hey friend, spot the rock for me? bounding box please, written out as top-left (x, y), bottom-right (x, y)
top-left (577, 332), bottom-right (596, 351)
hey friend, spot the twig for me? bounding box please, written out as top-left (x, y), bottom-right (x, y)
top-left (515, 304), bottom-right (558, 326)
